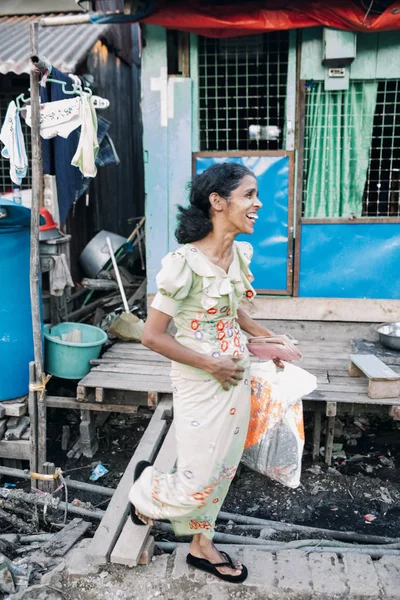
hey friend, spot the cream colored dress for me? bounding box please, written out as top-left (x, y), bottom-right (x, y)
top-left (129, 241), bottom-right (256, 539)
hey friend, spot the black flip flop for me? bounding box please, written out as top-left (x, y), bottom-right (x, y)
top-left (130, 460), bottom-right (152, 525)
top-left (186, 551), bottom-right (248, 583)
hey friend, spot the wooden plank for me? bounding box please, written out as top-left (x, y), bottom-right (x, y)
top-left (325, 416), bottom-right (335, 466)
top-left (3, 403), bottom-right (27, 417)
top-left (4, 417), bottom-right (30, 441)
top-left (110, 421), bottom-right (176, 567)
top-left (46, 396), bottom-right (139, 414)
top-left (246, 296), bottom-right (400, 323)
top-left (91, 361), bottom-right (170, 372)
top-left (312, 410), bottom-right (322, 460)
top-left (91, 365), bottom-right (171, 376)
top-left (368, 380), bottom-right (400, 400)
top-left (305, 390), bottom-right (400, 406)
top-left (316, 382), bottom-right (370, 393)
top-left (326, 402), bottom-right (337, 417)
top-left (0, 440), bottom-right (30, 460)
top-left (349, 354), bottom-right (400, 381)
top-left (99, 355), bottom-right (169, 364)
top-left (77, 372), bottom-right (173, 394)
top-left (0, 419), bottom-right (6, 440)
top-left (137, 535), bottom-right (155, 565)
top-left (40, 518), bottom-right (91, 557)
top-left (87, 397), bottom-right (172, 565)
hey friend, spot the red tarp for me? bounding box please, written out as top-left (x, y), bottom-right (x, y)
top-left (143, 0), bottom-right (400, 37)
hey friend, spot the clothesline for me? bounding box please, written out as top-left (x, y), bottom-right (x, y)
top-left (0, 63), bottom-right (119, 224)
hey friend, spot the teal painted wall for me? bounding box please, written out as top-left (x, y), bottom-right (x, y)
top-left (301, 28), bottom-right (400, 80)
top-left (143, 26), bottom-right (193, 293)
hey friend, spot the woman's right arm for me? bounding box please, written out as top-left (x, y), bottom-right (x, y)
top-left (142, 308), bottom-right (244, 390)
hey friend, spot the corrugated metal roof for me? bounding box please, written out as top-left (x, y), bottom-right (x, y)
top-left (0, 14), bottom-right (111, 75)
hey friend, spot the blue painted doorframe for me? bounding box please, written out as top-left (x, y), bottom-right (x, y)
top-left (195, 153), bottom-right (294, 294)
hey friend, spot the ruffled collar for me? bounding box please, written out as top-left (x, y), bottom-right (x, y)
top-left (178, 243), bottom-right (255, 313)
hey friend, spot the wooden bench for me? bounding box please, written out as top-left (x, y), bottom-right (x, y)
top-left (349, 354), bottom-right (400, 399)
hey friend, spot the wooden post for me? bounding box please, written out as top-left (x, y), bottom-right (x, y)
top-left (28, 362), bottom-right (38, 482)
top-left (29, 21), bottom-right (47, 479)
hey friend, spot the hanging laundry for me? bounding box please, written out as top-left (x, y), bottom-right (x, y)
top-left (76, 116), bottom-right (120, 200)
top-left (41, 67), bottom-right (85, 225)
top-left (0, 100), bottom-right (28, 185)
top-left (71, 94), bottom-right (99, 178)
top-left (49, 254), bottom-right (74, 297)
top-left (25, 97), bottom-right (82, 139)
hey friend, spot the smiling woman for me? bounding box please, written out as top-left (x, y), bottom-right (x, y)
top-left (129, 163), bottom-right (276, 583)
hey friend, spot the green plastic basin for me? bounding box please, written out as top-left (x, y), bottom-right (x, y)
top-left (44, 322), bottom-right (108, 380)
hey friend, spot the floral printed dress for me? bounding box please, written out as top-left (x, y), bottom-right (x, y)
top-left (129, 241), bottom-right (256, 539)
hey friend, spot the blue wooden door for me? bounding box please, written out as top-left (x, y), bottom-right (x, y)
top-left (195, 154), bottom-right (293, 294)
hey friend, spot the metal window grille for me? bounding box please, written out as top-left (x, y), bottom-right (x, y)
top-left (0, 92), bottom-right (32, 194)
top-left (198, 32), bottom-right (289, 151)
top-left (302, 80), bottom-right (400, 218)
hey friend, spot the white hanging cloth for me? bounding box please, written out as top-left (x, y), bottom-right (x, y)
top-left (71, 94), bottom-right (99, 177)
top-left (0, 101), bottom-right (28, 185)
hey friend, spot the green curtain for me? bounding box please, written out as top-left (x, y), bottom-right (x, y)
top-left (303, 81), bottom-right (378, 218)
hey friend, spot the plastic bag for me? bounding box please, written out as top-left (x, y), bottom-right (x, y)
top-left (242, 361), bottom-right (317, 488)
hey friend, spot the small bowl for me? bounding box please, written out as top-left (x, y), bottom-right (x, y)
top-left (377, 322), bottom-right (400, 351)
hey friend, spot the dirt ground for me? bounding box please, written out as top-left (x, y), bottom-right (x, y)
top-left (43, 405), bottom-right (400, 541)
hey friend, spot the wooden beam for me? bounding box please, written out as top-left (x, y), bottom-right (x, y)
top-left (0, 440), bottom-right (30, 460)
top-left (87, 397), bottom-right (172, 565)
top-left (46, 396), bottom-right (139, 414)
top-left (110, 421), bottom-right (176, 567)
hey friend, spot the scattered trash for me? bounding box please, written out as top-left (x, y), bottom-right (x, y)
top-left (364, 514), bottom-right (377, 522)
top-left (90, 463), bottom-right (109, 481)
top-left (380, 456), bottom-right (395, 469)
top-left (354, 418), bottom-right (369, 431)
top-left (379, 487), bottom-right (394, 504)
top-left (310, 483), bottom-right (326, 496)
top-left (327, 467), bottom-right (342, 477)
top-left (3, 483), bottom-right (16, 488)
top-left (333, 450), bottom-right (347, 460)
top-left (332, 443), bottom-right (343, 452)
top-left (259, 527), bottom-right (277, 540)
top-left (306, 465), bottom-right (322, 475)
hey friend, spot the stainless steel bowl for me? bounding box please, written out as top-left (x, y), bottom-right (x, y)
top-left (377, 322), bottom-right (400, 351)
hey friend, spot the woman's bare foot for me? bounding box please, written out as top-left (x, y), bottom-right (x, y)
top-left (189, 534), bottom-right (242, 576)
top-left (135, 509), bottom-right (154, 526)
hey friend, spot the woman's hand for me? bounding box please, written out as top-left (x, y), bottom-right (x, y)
top-left (207, 357), bottom-right (245, 390)
top-left (272, 357), bottom-right (285, 369)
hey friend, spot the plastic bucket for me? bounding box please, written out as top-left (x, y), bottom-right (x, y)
top-left (44, 322), bottom-right (108, 380)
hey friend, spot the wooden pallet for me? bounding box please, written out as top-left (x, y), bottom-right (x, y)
top-left (78, 341), bottom-right (400, 473)
top-left (87, 397), bottom-right (175, 567)
top-left (77, 344), bottom-right (171, 406)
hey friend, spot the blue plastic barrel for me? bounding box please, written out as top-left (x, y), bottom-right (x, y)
top-left (0, 199), bottom-right (42, 401)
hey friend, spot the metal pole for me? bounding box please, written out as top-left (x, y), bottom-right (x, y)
top-left (29, 21), bottom-right (47, 479)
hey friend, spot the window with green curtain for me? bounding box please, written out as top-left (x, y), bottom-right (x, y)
top-left (303, 81), bottom-right (378, 218)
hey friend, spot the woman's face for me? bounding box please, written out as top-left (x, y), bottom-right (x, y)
top-left (223, 175), bottom-right (262, 235)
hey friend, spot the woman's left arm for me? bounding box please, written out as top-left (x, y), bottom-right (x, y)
top-left (237, 307), bottom-right (274, 337)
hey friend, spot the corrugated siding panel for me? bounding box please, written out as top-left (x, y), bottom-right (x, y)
top-left (0, 14), bottom-right (110, 75)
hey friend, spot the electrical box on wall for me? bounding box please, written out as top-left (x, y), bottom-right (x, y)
top-left (322, 29), bottom-right (356, 90)
top-left (322, 29), bottom-right (357, 66)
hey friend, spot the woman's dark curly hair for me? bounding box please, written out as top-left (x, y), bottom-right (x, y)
top-left (175, 162), bottom-right (255, 244)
